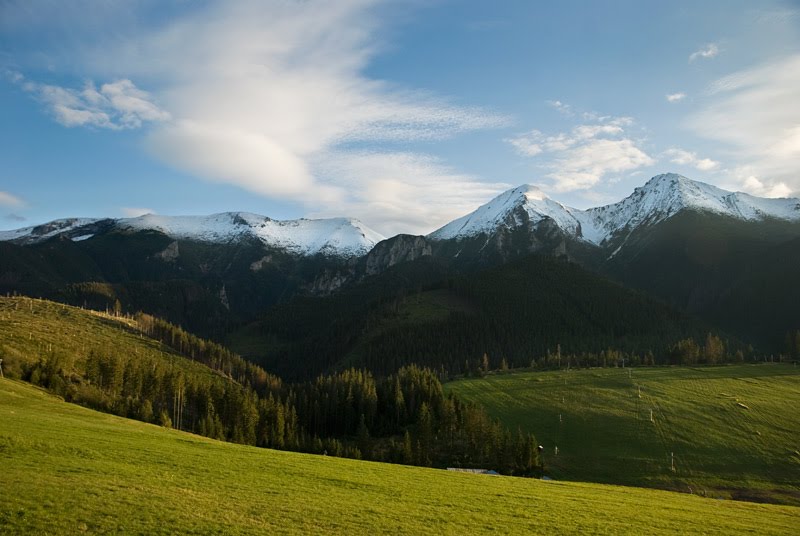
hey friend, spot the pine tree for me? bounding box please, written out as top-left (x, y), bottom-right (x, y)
top-left (402, 430), bottom-right (413, 464)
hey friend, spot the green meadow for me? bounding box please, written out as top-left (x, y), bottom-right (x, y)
top-left (446, 365), bottom-right (800, 504)
top-left (1, 378), bottom-right (798, 534)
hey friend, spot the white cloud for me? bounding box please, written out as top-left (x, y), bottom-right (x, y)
top-left (663, 148), bottom-right (719, 171)
top-left (12, 73), bottom-right (169, 130)
top-left (740, 175), bottom-right (792, 198)
top-left (507, 114), bottom-right (654, 192)
top-left (10, 0), bottom-right (508, 234)
top-left (121, 207), bottom-right (155, 217)
top-left (312, 151), bottom-right (510, 236)
top-left (689, 43), bottom-right (719, 62)
top-left (547, 138), bottom-right (654, 192)
top-left (0, 191), bottom-right (24, 207)
top-left (688, 54), bottom-right (800, 196)
top-left (666, 92), bottom-right (686, 102)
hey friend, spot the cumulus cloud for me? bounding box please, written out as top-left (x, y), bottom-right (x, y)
top-left (666, 92), bottom-right (686, 102)
top-left (740, 175), bottom-right (792, 198)
top-left (506, 114), bottom-right (654, 192)
top-left (9, 0), bottom-right (509, 234)
top-left (0, 191), bottom-right (24, 207)
top-left (689, 43), bottom-right (719, 62)
top-left (11, 73), bottom-right (169, 129)
top-left (688, 54), bottom-right (800, 197)
top-left (663, 148), bottom-right (719, 171)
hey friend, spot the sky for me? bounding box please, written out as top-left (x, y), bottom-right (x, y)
top-left (1, 0), bottom-right (798, 236)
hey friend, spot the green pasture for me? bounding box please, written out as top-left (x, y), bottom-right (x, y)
top-left (447, 365), bottom-right (800, 504)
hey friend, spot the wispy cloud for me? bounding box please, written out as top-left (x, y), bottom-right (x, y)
top-left (547, 100), bottom-right (574, 117)
top-left (688, 54), bottom-right (800, 197)
top-left (121, 207), bottom-right (154, 217)
top-left (506, 113), bottom-right (654, 192)
top-left (663, 148), bottom-right (719, 171)
top-left (11, 73), bottom-right (169, 130)
top-left (5, 214), bottom-right (26, 223)
top-left (9, 0), bottom-right (509, 235)
top-left (0, 191), bottom-right (24, 207)
top-left (689, 43), bottom-right (720, 62)
top-left (665, 92), bottom-right (686, 103)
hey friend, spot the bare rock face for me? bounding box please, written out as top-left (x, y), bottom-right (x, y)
top-left (155, 241), bottom-right (180, 262)
top-left (305, 268), bottom-right (354, 295)
top-left (364, 235), bottom-right (432, 276)
top-left (219, 284), bottom-right (230, 310)
top-left (249, 255), bottom-right (274, 272)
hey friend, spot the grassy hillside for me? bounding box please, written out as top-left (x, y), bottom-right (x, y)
top-left (446, 365), bottom-right (800, 505)
top-left (2, 379), bottom-right (798, 534)
top-left (0, 296), bottom-right (213, 382)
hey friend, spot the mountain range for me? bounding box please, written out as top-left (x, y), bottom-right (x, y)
top-left (2, 173), bottom-right (799, 373)
top-left (4, 173), bottom-right (798, 256)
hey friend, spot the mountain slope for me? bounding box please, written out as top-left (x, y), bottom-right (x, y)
top-left (0, 226), bottom-right (367, 339)
top-left (600, 211), bottom-right (800, 350)
top-left (236, 254), bottom-right (713, 381)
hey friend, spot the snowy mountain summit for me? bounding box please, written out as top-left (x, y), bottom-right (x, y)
top-left (0, 212), bottom-right (385, 257)
top-left (429, 184), bottom-right (582, 241)
top-left (429, 173), bottom-right (800, 246)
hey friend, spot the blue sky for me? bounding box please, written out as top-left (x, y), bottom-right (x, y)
top-left (1, 0), bottom-right (798, 236)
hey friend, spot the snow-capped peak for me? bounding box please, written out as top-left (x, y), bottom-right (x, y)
top-left (1, 212), bottom-right (386, 257)
top-left (429, 184), bottom-right (581, 240)
top-left (429, 173), bottom-right (800, 245)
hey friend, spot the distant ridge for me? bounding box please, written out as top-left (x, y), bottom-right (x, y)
top-left (0, 212), bottom-right (385, 257)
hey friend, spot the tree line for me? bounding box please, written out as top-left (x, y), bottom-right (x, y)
top-left (17, 314), bottom-right (539, 476)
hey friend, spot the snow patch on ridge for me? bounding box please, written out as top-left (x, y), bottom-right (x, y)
top-left (117, 212), bottom-right (385, 257)
top-left (0, 218), bottom-right (101, 243)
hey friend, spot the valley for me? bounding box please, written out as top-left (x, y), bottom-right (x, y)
top-left (2, 173), bottom-right (800, 532)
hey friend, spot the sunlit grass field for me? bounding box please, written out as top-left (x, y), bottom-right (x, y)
top-left (1, 378), bottom-right (798, 534)
top-left (447, 365), bottom-right (800, 505)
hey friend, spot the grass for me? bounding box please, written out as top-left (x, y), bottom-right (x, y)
top-left (446, 365), bottom-right (800, 505)
top-left (0, 296), bottom-right (217, 381)
top-left (1, 378), bottom-right (799, 534)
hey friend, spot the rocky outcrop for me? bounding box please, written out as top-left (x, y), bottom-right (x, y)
top-left (364, 235), bottom-right (432, 276)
